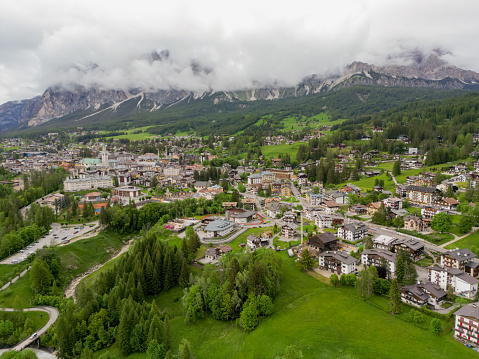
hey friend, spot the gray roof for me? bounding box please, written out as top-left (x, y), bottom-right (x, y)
top-left (319, 251), bottom-right (356, 265)
top-left (204, 219), bottom-right (235, 232)
top-left (443, 248), bottom-right (477, 262)
top-left (428, 265), bottom-right (463, 276)
top-left (454, 302), bottom-right (479, 320)
top-left (342, 222), bottom-right (369, 233)
top-left (394, 238), bottom-right (424, 251)
top-left (230, 209), bottom-right (256, 218)
top-left (401, 284), bottom-right (429, 301)
top-left (405, 185), bottom-right (439, 194)
top-left (362, 249), bottom-right (397, 263)
top-left (456, 272), bottom-right (479, 285)
top-left (422, 282), bottom-right (447, 299)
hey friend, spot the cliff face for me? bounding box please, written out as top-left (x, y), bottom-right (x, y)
top-left (1, 54), bottom-right (479, 131)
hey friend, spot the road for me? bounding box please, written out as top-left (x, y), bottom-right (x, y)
top-left (1, 220), bottom-right (99, 265)
top-left (0, 307), bottom-right (59, 351)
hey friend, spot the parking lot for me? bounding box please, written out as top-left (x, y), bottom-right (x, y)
top-left (0, 222), bottom-right (97, 265)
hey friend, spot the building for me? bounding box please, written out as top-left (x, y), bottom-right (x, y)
top-left (361, 249), bottom-right (397, 274)
top-left (403, 215), bottom-right (425, 232)
top-left (63, 175), bottom-right (114, 191)
top-left (454, 301), bottom-right (479, 347)
top-left (225, 208), bottom-right (256, 224)
top-left (242, 197), bottom-right (256, 210)
top-left (400, 282), bottom-right (446, 309)
top-left (373, 235), bottom-right (397, 250)
top-left (204, 219), bottom-right (236, 238)
top-left (338, 223), bottom-right (369, 242)
top-left (307, 232), bottom-right (338, 253)
top-left (247, 173), bottom-right (262, 186)
top-left (281, 222), bottom-right (298, 239)
top-left (247, 234), bottom-right (269, 251)
top-left (367, 202), bottom-right (382, 216)
top-left (84, 192), bottom-right (102, 201)
top-left (281, 184), bottom-right (292, 197)
top-left (441, 248), bottom-right (477, 274)
top-left (405, 185), bottom-right (441, 205)
top-left (318, 251), bottom-right (357, 275)
top-left (390, 238), bottom-right (424, 260)
top-left (383, 197), bottom-right (403, 210)
top-left (112, 186), bottom-right (143, 203)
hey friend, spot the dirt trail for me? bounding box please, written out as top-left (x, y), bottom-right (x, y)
top-left (64, 241), bottom-right (131, 300)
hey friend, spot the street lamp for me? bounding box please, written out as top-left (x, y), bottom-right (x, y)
top-left (29, 298), bottom-right (31, 307)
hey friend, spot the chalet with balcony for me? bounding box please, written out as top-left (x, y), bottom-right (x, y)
top-left (318, 251), bottom-right (357, 275)
top-left (441, 249), bottom-right (477, 275)
top-left (400, 282), bottom-right (446, 309)
top-left (405, 185), bottom-right (441, 205)
top-left (338, 223), bottom-right (369, 242)
top-left (361, 249), bottom-right (397, 274)
top-left (307, 232), bottom-right (338, 253)
top-left (454, 302), bottom-right (479, 347)
top-left (390, 238), bottom-right (425, 260)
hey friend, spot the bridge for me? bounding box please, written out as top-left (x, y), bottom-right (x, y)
top-left (0, 307), bottom-right (59, 351)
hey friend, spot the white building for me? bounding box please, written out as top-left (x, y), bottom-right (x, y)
top-left (429, 265), bottom-right (479, 298)
top-left (361, 249), bottom-right (397, 274)
top-left (112, 186), bottom-right (144, 203)
top-left (318, 251), bottom-right (357, 275)
top-left (63, 175), bottom-right (114, 192)
top-left (204, 220), bottom-right (236, 239)
top-left (454, 302), bottom-right (479, 347)
top-left (338, 223), bottom-right (369, 242)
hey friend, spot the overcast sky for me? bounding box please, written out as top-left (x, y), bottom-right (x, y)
top-left (0, 0), bottom-right (478, 104)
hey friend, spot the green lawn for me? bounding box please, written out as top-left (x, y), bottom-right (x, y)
top-left (260, 142), bottom-right (306, 159)
top-left (94, 252), bottom-right (472, 359)
top-left (445, 230), bottom-right (479, 250)
top-left (225, 227), bottom-right (275, 253)
top-left (0, 271), bottom-right (35, 308)
top-left (55, 230), bottom-right (126, 284)
top-left (335, 171), bottom-right (394, 191)
top-left (103, 126), bottom-right (156, 141)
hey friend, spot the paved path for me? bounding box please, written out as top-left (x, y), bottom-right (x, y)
top-left (0, 267), bottom-right (30, 291)
top-left (0, 307), bottom-right (59, 351)
top-left (65, 240), bottom-right (132, 300)
top-left (440, 228), bottom-right (478, 248)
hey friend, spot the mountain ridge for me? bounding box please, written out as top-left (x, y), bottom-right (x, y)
top-left (1, 53), bottom-right (479, 131)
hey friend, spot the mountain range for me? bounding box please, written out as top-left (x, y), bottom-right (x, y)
top-left (1, 52), bottom-right (478, 132)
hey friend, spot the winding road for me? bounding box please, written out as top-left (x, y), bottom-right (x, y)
top-left (0, 307), bottom-right (59, 351)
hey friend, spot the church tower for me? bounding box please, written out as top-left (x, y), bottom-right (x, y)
top-left (101, 144), bottom-right (109, 167)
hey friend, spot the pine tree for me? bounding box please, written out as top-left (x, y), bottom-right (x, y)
top-left (117, 302), bottom-right (133, 355)
top-left (396, 255), bottom-right (405, 284)
top-left (163, 315), bottom-right (171, 350)
top-left (389, 279), bottom-right (402, 314)
top-left (392, 159), bottom-right (401, 176)
top-left (163, 253), bottom-right (174, 290)
top-left (179, 257), bottom-right (189, 288)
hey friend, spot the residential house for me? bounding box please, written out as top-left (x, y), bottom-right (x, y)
top-left (281, 222), bottom-right (298, 239)
top-left (400, 282), bottom-right (446, 309)
top-left (349, 205), bottom-right (367, 215)
top-left (338, 223), bottom-right (369, 242)
top-left (247, 234), bottom-right (269, 251)
top-left (367, 202), bottom-right (382, 216)
top-left (441, 249), bottom-right (478, 276)
top-left (318, 251), bottom-right (357, 275)
top-left (403, 215), bottom-right (425, 232)
top-left (405, 185), bottom-right (441, 205)
top-left (361, 249), bottom-right (397, 274)
top-left (373, 235), bottom-right (397, 250)
top-left (321, 201), bottom-right (340, 214)
top-left (307, 232), bottom-right (338, 253)
top-left (429, 266), bottom-right (478, 298)
top-left (454, 301), bottom-right (479, 346)
top-left (390, 238), bottom-right (425, 260)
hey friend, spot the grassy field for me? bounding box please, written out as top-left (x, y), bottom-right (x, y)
top-left (445, 230), bottom-right (479, 250)
top-left (260, 142), bottom-right (306, 159)
top-left (335, 171), bottom-right (395, 191)
top-left (103, 126), bottom-right (155, 141)
top-left (55, 230), bottom-right (126, 283)
top-left (0, 271), bottom-right (35, 308)
top-left (94, 252), bottom-right (471, 359)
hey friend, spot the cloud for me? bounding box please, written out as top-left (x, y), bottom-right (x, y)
top-left (0, 0), bottom-right (479, 103)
